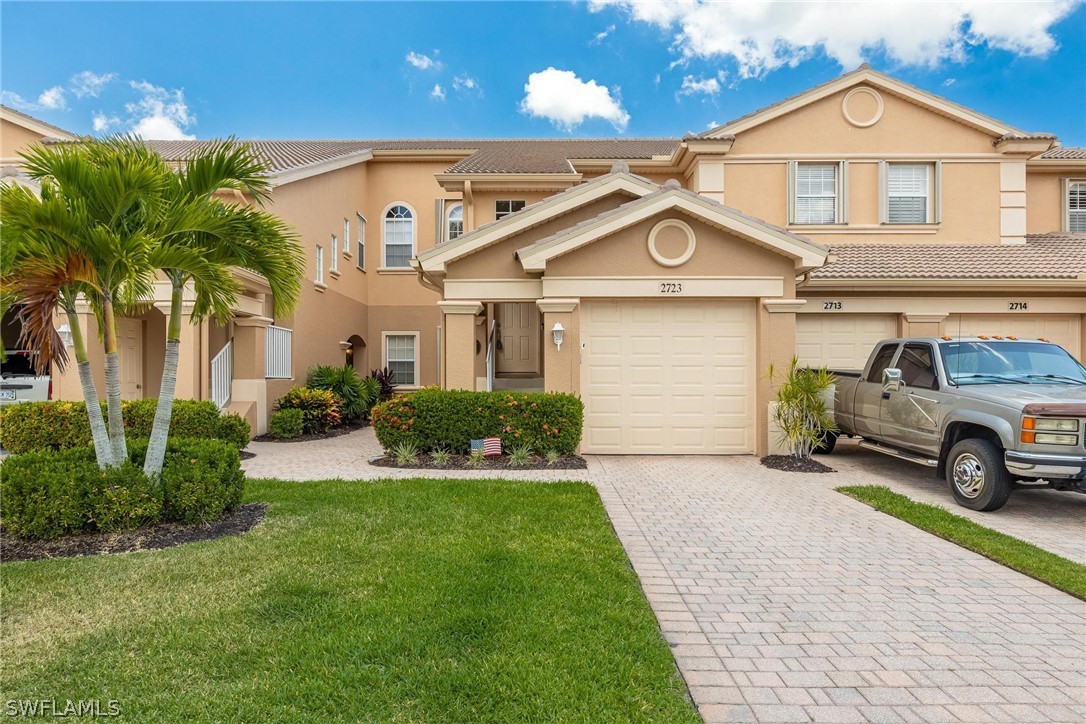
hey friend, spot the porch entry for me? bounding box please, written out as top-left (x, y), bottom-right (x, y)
top-left (117, 316), bottom-right (144, 400)
top-left (495, 302), bottom-right (540, 375)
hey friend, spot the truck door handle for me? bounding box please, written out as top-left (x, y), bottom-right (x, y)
top-left (881, 392), bottom-right (890, 400)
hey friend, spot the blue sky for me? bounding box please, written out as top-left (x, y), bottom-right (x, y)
top-left (3, 1), bottom-right (1085, 144)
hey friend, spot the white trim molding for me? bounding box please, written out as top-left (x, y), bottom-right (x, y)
top-left (536, 298), bottom-right (580, 314)
top-left (437, 300), bottom-right (484, 316)
top-left (541, 276), bottom-right (785, 298)
top-left (444, 279), bottom-right (543, 301)
top-left (763, 299), bottom-right (807, 313)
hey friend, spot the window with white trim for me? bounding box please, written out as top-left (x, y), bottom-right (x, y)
top-left (383, 204), bottom-right (414, 267)
top-left (1068, 179), bottom-right (1086, 233)
top-left (793, 163), bottom-right (840, 224)
top-left (356, 213), bottom-right (366, 269)
top-left (330, 234), bottom-right (338, 272)
top-left (495, 199), bottom-right (525, 219)
top-left (343, 218), bottom-right (350, 256)
top-left (315, 244), bottom-right (324, 284)
top-left (447, 203), bottom-right (463, 241)
top-left (886, 164), bottom-right (931, 223)
top-left (385, 333), bottom-right (418, 386)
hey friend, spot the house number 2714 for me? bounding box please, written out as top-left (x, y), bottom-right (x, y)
top-left (659, 282), bottom-right (683, 294)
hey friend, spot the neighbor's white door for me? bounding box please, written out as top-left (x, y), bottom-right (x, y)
top-left (496, 302), bottom-right (539, 374)
top-left (117, 316), bottom-right (144, 400)
top-left (796, 313), bottom-right (898, 370)
top-left (942, 314), bottom-right (1082, 360)
top-left (580, 299), bottom-right (755, 454)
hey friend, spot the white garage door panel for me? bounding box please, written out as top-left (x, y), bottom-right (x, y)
top-left (942, 314), bottom-right (1082, 359)
top-left (796, 314), bottom-right (898, 370)
top-left (581, 299), bottom-right (755, 454)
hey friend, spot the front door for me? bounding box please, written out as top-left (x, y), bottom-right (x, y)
top-left (117, 317), bottom-right (144, 399)
top-left (496, 302), bottom-right (539, 374)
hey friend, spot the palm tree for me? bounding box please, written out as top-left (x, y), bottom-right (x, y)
top-left (142, 141), bottom-right (303, 477)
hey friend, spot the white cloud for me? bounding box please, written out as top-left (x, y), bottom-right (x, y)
top-left (707, 119), bottom-right (719, 129)
top-left (69, 71), bottom-right (117, 99)
top-left (37, 86), bottom-right (67, 110)
top-left (0, 91), bottom-right (35, 111)
top-left (592, 0), bottom-right (1080, 78)
top-left (452, 74), bottom-right (482, 95)
top-left (943, 77), bottom-right (957, 87)
top-left (92, 113), bottom-right (121, 132)
top-left (591, 24), bottom-right (616, 45)
top-left (125, 81), bottom-right (195, 140)
top-left (678, 71), bottom-right (727, 97)
top-left (406, 51), bottom-right (440, 70)
top-left (519, 67), bottom-right (630, 132)
top-left (430, 83), bottom-right (446, 101)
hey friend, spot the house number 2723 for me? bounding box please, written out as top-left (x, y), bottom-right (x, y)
top-left (659, 282), bottom-right (683, 294)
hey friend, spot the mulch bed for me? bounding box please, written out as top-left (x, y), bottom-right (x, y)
top-left (1, 503), bottom-right (267, 563)
top-left (760, 455), bottom-right (836, 474)
top-left (239, 450), bottom-right (256, 460)
top-left (252, 421), bottom-right (368, 444)
top-left (370, 454), bottom-right (587, 470)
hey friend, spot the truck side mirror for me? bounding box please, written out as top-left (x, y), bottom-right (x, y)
top-left (882, 368), bottom-right (903, 393)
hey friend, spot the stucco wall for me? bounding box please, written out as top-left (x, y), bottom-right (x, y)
top-left (1, 118), bottom-right (46, 162)
top-left (1025, 170), bottom-right (1066, 234)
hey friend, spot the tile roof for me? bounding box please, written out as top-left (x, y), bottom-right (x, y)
top-left (0, 104), bottom-right (77, 139)
top-left (811, 233), bottom-right (1086, 280)
top-left (1037, 147), bottom-right (1086, 159)
top-left (144, 138), bottom-right (679, 176)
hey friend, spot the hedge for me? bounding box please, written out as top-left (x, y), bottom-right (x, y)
top-left (0, 400), bottom-right (250, 454)
top-left (1, 438), bottom-right (244, 540)
top-left (372, 388), bottom-right (583, 455)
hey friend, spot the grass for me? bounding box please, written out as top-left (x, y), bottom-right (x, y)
top-left (2, 478), bottom-right (697, 722)
top-left (838, 485), bottom-right (1086, 600)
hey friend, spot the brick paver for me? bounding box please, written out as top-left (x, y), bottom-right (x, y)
top-left (244, 429), bottom-right (1086, 723)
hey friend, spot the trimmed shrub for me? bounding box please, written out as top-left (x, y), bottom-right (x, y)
top-left (0, 399), bottom-right (249, 454)
top-left (276, 387), bottom-right (341, 434)
top-left (216, 413), bottom-right (252, 450)
top-left (307, 365), bottom-right (375, 423)
top-left (269, 408), bottom-right (304, 439)
top-left (1, 438), bottom-right (245, 539)
top-left (372, 388), bottom-right (583, 455)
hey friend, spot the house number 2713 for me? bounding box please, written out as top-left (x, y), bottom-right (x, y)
top-left (659, 282), bottom-right (683, 294)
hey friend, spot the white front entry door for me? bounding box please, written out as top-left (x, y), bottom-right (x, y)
top-left (496, 302), bottom-right (539, 374)
top-left (580, 299), bottom-right (756, 454)
top-left (117, 316), bottom-right (144, 400)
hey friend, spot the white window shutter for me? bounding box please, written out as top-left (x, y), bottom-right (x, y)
top-left (434, 198), bottom-right (446, 243)
top-left (878, 161), bottom-right (888, 224)
top-left (933, 161), bottom-right (942, 224)
top-left (839, 161), bottom-right (849, 224)
top-left (787, 160), bottom-right (797, 224)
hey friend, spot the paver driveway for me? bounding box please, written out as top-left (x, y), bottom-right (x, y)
top-left (245, 430), bottom-right (1086, 723)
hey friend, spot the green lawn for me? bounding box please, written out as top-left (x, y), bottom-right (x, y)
top-left (2, 479), bottom-right (697, 722)
top-left (838, 485), bottom-right (1086, 600)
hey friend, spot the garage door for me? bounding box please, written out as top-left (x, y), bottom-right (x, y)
top-left (942, 314), bottom-right (1082, 360)
top-left (580, 299), bottom-right (755, 454)
top-left (796, 314), bottom-right (898, 370)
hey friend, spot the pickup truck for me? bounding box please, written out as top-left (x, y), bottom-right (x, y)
top-left (824, 337), bottom-right (1086, 511)
top-left (0, 351), bottom-right (51, 406)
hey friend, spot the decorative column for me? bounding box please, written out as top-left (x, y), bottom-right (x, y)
top-left (536, 298), bottom-right (580, 395)
top-left (903, 312), bottom-right (948, 339)
top-left (438, 300), bottom-right (482, 390)
top-left (153, 300), bottom-right (200, 402)
top-left (231, 315), bottom-right (271, 435)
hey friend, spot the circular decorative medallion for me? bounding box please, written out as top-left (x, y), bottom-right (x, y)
top-left (841, 87), bottom-right (884, 128)
top-left (647, 219), bottom-right (696, 268)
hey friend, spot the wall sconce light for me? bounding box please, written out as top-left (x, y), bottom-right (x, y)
top-left (551, 322), bottom-right (565, 351)
top-left (58, 324), bottom-right (74, 348)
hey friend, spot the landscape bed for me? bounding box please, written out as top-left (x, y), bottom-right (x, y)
top-left (370, 453), bottom-right (587, 470)
top-left (1, 478), bottom-right (697, 722)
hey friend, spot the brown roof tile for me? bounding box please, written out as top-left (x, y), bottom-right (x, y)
top-left (811, 234), bottom-right (1086, 280)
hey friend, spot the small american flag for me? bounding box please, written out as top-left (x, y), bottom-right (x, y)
top-left (470, 437), bottom-right (503, 457)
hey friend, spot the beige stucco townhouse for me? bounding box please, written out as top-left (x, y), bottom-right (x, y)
top-left (3, 66), bottom-right (1084, 454)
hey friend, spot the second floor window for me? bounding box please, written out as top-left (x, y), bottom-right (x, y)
top-left (887, 164), bottom-right (930, 224)
top-left (793, 163), bottom-right (839, 224)
top-left (357, 214), bottom-right (366, 269)
top-left (495, 199), bottom-right (525, 219)
top-left (330, 234), bottom-right (338, 272)
top-left (447, 203), bottom-right (464, 241)
top-left (1068, 179), bottom-right (1086, 233)
top-left (315, 244), bottom-right (324, 284)
top-left (383, 204), bottom-right (414, 268)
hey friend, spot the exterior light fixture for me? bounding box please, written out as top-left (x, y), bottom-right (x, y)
top-left (551, 322), bottom-right (565, 351)
top-left (58, 324), bottom-right (74, 348)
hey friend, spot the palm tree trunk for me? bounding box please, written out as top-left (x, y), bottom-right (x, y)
top-left (143, 281), bottom-right (183, 478)
top-left (65, 308), bottom-right (113, 469)
top-left (100, 295), bottom-right (128, 466)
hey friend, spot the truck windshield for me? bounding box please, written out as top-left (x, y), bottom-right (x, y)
top-left (940, 341), bottom-right (1086, 386)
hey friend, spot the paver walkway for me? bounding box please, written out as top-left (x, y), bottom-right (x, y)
top-left (244, 429), bottom-right (1086, 722)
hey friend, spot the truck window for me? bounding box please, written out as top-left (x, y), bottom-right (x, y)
top-left (866, 344), bottom-right (899, 384)
top-left (898, 344), bottom-right (938, 390)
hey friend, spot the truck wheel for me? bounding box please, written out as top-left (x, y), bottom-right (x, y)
top-left (946, 439), bottom-right (1012, 511)
top-left (814, 431), bottom-right (838, 455)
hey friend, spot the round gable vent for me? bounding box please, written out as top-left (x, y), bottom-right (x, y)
top-left (842, 87), bottom-right (884, 128)
top-left (648, 219), bottom-right (696, 268)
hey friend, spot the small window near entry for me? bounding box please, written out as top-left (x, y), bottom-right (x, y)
top-left (356, 214), bottom-right (366, 269)
top-left (447, 203), bottom-right (464, 241)
top-left (1068, 179), bottom-right (1086, 233)
top-left (887, 164), bottom-right (930, 223)
top-left (794, 164), bottom-right (838, 224)
top-left (386, 334), bottom-right (417, 386)
top-left (315, 244), bottom-right (324, 284)
top-left (866, 343), bottom-right (899, 384)
top-left (898, 344), bottom-right (939, 390)
top-left (330, 234), bottom-right (338, 272)
top-left (495, 200), bottom-right (525, 220)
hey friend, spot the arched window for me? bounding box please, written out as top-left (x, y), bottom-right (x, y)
top-left (447, 203), bottom-right (464, 241)
top-left (383, 204), bottom-right (414, 267)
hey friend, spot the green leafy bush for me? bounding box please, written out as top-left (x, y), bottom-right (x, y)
top-left (276, 387), bottom-right (341, 434)
top-left (269, 409), bottom-right (304, 439)
top-left (372, 388), bottom-right (583, 455)
top-left (768, 357), bottom-right (837, 459)
top-left (1, 438), bottom-right (244, 539)
top-left (0, 400), bottom-right (249, 453)
top-left (307, 365), bottom-right (376, 423)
